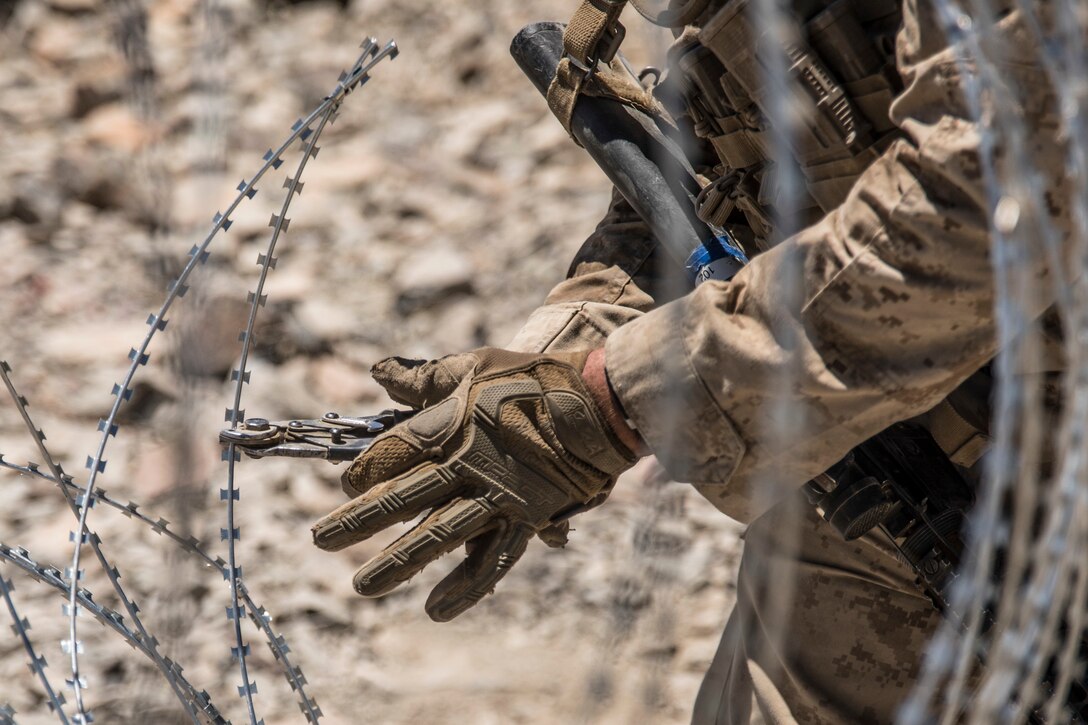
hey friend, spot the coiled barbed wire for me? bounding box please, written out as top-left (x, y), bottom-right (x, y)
top-left (218, 39), bottom-right (398, 722)
top-left (64, 38), bottom-right (395, 723)
top-left (0, 455), bottom-right (322, 722)
top-left (0, 543), bottom-right (225, 724)
top-left (900, 1), bottom-right (1088, 722)
top-left (1, 35), bottom-right (396, 723)
top-left (1, 362), bottom-right (202, 724)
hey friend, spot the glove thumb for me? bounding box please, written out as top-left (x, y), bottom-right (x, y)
top-left (370, 353), bottom-right (478, 409)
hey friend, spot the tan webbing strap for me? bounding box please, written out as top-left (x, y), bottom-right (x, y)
top-left (547, 0), bottom-right (627, 135)
top-left (565, 0), bottom-right (625, 66)
top-left (546, 0), bottom-right (661, 139)
top-left (548, 59), bottom-right (591, 136)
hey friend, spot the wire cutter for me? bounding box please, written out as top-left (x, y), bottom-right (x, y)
top-left (219, 410), bottom-right (413, 463)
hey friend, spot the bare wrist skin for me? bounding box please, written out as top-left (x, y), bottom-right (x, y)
top-left (581, 348), bottom-right (649, 458)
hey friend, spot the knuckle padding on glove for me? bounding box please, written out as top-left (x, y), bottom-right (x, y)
top-left (470, 371), bottom-right (620, 473)
top-left (341, 396), bottom-right (462, 496)
top-left (469, 378), bottom-right (543, 426)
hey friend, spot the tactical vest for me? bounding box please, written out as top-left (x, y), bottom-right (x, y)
top-left (668, 0), bottom-right (904, 248)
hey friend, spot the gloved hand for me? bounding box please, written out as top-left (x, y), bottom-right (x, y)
top-left (311, 347), bottom-right (637, 621)
top-left (364, 352), bottom-right (579, 548)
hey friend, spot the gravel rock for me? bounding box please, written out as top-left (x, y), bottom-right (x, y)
top-left (46, 0), bottom-right (100, 12)
top-left (394, 246), bottom-right (475, 314)
top-left (293, 296), bottom-right (360, 343)
top-left (82, 103), bottom-right (159, 152)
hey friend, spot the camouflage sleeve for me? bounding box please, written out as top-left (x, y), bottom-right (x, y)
top-left (604, 6), bottom-right (1066, 522)
top-left (507, 187), bottom-right (681, 353)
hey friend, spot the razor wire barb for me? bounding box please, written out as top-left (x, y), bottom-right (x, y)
top-left (0, 569), bottom-right (67, 723)
top-left (0, 362), bottom-right (202, 725)
top-left (0, 454), bottom-right (321, 723)
top-left (897, 1), bottom-right (1088, 722)
top-left (0, 34), bottom-right (396, 724)
top-left (0, 542), bottom-right (225, 724)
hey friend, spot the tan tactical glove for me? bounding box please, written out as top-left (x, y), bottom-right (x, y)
top-left (311, 348), bottom-right (637, 621)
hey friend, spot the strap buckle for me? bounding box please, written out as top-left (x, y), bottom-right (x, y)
top-left (566, 18), bottom-right (626, 84)
top-left (696, 167), bottom-right (748, 226)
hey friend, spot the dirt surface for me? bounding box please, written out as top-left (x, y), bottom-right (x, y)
top-left (0, 0), bottom-right (745, 722)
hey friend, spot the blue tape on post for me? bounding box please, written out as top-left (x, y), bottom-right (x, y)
top-left (685, 235), bottom-right (749, 288)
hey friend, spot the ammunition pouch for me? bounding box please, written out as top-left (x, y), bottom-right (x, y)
top-left (674, 0), bottom-right (903, 247)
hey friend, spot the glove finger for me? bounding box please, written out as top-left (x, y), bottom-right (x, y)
top-left (313, 465), bottom-right (462, 552)
top-left (352, 497), bottom-right (495, 597)
top-left (370, 353), bottom-right (477, 409)
top-left (424, 521), bottom-right (532, 622)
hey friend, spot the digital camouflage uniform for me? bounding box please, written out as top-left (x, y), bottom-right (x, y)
top-left (510, 1), bottom-right (1070, 722)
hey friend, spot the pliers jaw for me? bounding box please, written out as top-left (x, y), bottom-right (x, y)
top-left (219, 409), bottom-right (412, 463)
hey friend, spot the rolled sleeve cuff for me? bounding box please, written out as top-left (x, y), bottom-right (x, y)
top-left (604, 304), bottom-right (745, 485)
top-left (507, 301), bottom-right (645, 354)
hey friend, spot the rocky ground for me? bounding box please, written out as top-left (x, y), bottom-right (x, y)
top-left (0, 0), bottom-right (746, 722)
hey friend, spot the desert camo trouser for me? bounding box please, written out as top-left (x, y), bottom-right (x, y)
top-left (691, 495), bottom-right (943, 724)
